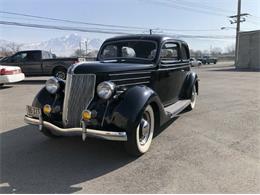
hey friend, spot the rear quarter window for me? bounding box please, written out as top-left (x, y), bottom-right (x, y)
top-left (181, 44), bottom-right (190, 60)
top-left (160, 42), bottom-right (181, 63)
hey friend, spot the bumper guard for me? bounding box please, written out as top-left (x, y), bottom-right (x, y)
top-left (24, 115), bottom-right (127, 141)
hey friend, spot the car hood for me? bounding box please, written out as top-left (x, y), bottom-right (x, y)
top-left (69, 61), bottom-right (154, 74)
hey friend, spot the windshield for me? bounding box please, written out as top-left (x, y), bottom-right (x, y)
top-left (99, 40), bottom-right (157, 62)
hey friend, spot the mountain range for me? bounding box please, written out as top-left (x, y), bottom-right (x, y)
top-left (1, 33), bottom-right (103, 57)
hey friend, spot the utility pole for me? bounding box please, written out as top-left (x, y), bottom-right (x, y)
top-left (85, 40), bottom-right (88, 57)
top-left (228, 0), bottom-right (249, 66)
top-left (79, 41), bottom-right (82, 57)
top-left (235, 0), bottom-right (241, 66)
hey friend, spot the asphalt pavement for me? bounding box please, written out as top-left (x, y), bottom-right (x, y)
top-left (0, 61), bottom-right (259, 193)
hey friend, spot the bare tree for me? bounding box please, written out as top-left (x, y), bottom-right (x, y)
top-left (0, 42), bottom-right (23, 57)
top-left (6, 42), bottom-right (23, 53)
top-left (71, 49), bottom-right (85, 57)
top-left (190, 49), bottom-right (203, 59)
top-left (210, 47), bottom-right (223, 57)
top-left (225, 44), bottom-right (235, 55)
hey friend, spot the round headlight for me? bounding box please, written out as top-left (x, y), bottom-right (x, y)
top-left (45, 77), bottom-right (60, 94)
top-left (97, 81), bottom-right (116, 100)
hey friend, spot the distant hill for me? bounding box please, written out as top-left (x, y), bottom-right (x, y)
top-left (1, 33), bottom-right (103, 57)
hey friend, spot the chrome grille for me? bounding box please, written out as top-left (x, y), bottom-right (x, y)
top-left (62, 73), bottom-right (96, 127)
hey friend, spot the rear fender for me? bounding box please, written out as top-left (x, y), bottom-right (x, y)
top-left (180, 71), bottom-right (199, 99)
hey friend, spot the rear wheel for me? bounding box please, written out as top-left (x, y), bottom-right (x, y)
top-left (53, 67), bottom-right (67, 80)
top-left (124, 105), bottom-right (155, 156)
top-left (187, 85), bottom-right (197, 111)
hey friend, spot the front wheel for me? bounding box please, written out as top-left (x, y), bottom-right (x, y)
top-left (124, 105), bottom-right (155, 156)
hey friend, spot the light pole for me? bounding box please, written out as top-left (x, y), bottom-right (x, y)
top-left (220, 27), bottom-right (236, 30)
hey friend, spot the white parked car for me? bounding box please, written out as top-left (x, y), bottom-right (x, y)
top-left (0, 65), bottom-right (25, 86)
top-left (190, 58), bottom-right (202, 67)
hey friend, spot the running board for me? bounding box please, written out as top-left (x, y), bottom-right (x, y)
top-left (164, 100), bottom-right (191, 118)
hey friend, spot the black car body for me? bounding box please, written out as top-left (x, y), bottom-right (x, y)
top-left (0, 50), bottom-right (82, 79)
top-left (25, 35), bottom-right (199, 156)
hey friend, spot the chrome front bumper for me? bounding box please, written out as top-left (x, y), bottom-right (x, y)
top-left (24, 115), bottom-right (127, 141)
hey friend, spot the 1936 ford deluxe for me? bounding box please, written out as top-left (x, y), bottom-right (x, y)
top-left (25, 34), bottom-right (199, 156)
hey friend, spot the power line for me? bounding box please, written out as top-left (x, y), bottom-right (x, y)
top-left (146, 0), bottom-right (227, 17)
top-left (160, 28), bottom-right (222, 32)
top-left (1, 16), bottom-right (221, 33)
top-left (0, 10), bottom-right (149, 30)
top-left (0, 10), bottom-right (230, 33)
top-left (0, 16), bottom-right (144, 33)
top-left (0, 20), bottom-right (132, 35)
top-left (0, 20), bottom-right (235, 40)
top-left (170, 0), bottom-right (234, 14)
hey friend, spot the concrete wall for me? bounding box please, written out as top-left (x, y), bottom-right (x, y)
top-left (237, 30), bottom-right (260, 70)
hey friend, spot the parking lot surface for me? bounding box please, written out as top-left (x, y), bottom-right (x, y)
top-left (0, 61), bottom-right (259, 193)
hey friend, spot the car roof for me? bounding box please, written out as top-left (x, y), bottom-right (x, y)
top-left (104, 34), bottom-right (187, 45)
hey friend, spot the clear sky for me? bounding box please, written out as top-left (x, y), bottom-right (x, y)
top-left (0, 0), bottom-right (259, 51)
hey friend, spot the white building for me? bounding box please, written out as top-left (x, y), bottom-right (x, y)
top-left (237, 30), bottom-right (260, 70)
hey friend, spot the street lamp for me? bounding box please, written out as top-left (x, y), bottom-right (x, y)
top-left (220, 27), bottom-right (236, 30)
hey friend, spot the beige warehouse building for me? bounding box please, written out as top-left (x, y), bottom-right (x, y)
top-left (237, 30), bottom-right (260, 70)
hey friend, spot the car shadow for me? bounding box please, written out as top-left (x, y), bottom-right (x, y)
top-left (154, 116), bottom-right (179, 138)
top-left (9, 80), bottom-right (47, 85)
top-left (0, 86), bottom-right (12, 90)
top-left (209, 67), bottom-right (260, 72)
top-left (0, 125), bottom-right (135, 193)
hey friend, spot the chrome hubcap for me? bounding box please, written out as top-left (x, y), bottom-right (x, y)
top-left (139, 112), bottom-right (151, 145)
top-left (191, 85), bottom-right (197, 102)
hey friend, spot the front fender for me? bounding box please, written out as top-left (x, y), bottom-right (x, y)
top-left (32, 87), bottom-right (56, 108)
top-left (109, 86), bottom-right (166, 134)
top-left (31, 87), bottom-right (64, 122)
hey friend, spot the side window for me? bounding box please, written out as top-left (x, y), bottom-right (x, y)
top-left (181, 44), bottom-right (189, 60)
top-left (160, 42), bottom-right (180, 63)
top-left (24, 51), bottom-right (41, 61)
top-left (11, 52), bottom-right (27, 62)
top-left (49, 52), bottom-right (54, 59)
top-left (42, 51), bottom-right (49, 59)
top-left (101, 45), bottom-right (117, 58)
top-left (42, 51), bottom-right (53, 59)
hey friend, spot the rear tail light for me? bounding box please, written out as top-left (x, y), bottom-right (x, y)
top-left (0, 68), bottom-right (21, 75)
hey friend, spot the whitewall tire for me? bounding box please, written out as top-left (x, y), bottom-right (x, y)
top-left (125, 105), bottom-right (155, 156)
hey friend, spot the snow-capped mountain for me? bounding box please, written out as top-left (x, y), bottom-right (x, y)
top-left (23, 34), bottom-right (103, 56)
top-left (1, 34), bottom-right (103, 57)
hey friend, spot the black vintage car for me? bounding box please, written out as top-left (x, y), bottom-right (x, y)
top-left (25, 34), bottom-right (199, 156)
